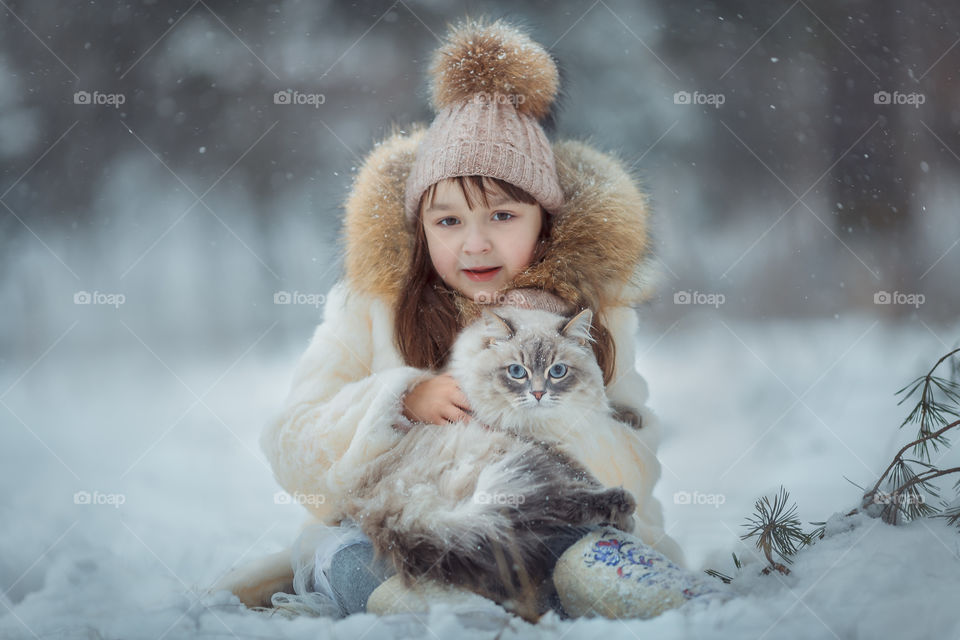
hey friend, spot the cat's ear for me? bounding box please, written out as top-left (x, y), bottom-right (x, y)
top-left (560, 308), bottom-right (594, 346)
top-left (480, 310), bottom-right (515, 347)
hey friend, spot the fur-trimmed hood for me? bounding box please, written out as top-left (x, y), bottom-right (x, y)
top-left (341, 125), bottom-right (654, 318)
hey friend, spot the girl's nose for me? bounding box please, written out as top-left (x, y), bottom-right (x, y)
top-left (462, 226), bottom-right (492, 254)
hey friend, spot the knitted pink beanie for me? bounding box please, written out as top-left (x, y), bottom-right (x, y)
top-left (404, 19), bottom-right (565, 224)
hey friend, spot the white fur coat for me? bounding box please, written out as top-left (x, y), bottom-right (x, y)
top-left (260, 281), bottom-right (685, 565)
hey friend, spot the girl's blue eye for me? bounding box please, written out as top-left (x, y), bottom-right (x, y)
top-left (549, 363), bottom-right (568, 378)
top-left (507, 364), bottom-right (527, 379)
top-left (437, 217), bottom-right (459, 226)
top-left (492, 211), bottom-right (514, 221)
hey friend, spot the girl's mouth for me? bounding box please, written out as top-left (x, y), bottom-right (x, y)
top-left (463, 267), bottom-right (502, 282)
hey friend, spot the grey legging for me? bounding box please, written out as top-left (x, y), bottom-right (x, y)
top-left (326, 542), bottom-right (396, 616)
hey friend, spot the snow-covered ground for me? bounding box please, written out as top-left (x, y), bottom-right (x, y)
top-left (2, 310), bottom-right (959, 639)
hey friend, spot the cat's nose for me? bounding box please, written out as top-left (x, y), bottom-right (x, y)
top-left (530, 390), bottom-right (545, 401)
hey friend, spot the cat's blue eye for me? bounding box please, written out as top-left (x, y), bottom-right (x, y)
top-left (507, 364), bottom-right (527, 379)
top-left (549, 363), bottom-right (568, 378)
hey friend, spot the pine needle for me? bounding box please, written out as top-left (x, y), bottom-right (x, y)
top-left (740, 486), bottom-right (810, 575)
top-left (866, 345), bottom-right (960, 526)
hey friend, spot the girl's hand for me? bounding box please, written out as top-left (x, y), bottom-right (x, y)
top-left (402, 374), bottom-right (472, 425)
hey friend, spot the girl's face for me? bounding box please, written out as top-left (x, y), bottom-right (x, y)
top-left (422, 178), bottom-right (543, 302)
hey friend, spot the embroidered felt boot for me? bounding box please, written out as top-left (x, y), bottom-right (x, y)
top-left (552, 528), bottom-right (728, 619)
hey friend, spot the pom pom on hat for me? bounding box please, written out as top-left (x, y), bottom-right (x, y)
top-left (428, 18), bottom-right (560, 121)
top-left (405, 18), bottom-right (565, 222)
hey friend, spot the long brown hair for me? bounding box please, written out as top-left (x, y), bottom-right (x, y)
top-left (394, 175), bottom-right (616, 385)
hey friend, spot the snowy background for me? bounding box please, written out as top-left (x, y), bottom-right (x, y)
top-left (2, 1), bottom-right (960, 638)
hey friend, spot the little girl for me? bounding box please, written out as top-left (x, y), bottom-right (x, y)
top-left (215, 17), bottom-right (711, 619)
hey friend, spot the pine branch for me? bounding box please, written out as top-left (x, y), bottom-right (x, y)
top-left (719, 346), bottom-right (960, 585)
top-left (895, 347), bottom-right (960, 461)
top-left (934, 497), bottom-right (960, 530)
top-left (864, 446), bottom-right (957, 525)
top-left (740, 486), bottom-right (811, 575)
top-left (858, 345), bottom-right (960, 525)
top-left (867, 418), bottom-right (960, 500)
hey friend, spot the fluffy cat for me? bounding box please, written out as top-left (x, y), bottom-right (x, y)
top-left (341, 306), bottom-right (638, 610)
